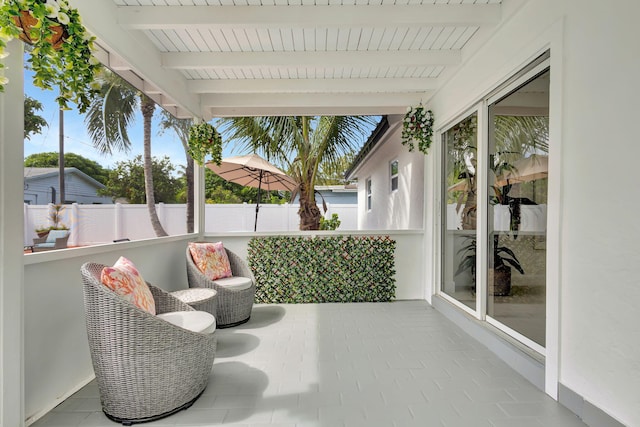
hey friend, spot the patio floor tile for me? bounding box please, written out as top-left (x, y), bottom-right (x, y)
top-left (30, 301), bottom-right (586, 427)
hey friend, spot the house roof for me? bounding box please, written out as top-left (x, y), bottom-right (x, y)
top-left (315, 185), bottom-right (357, 193)
top-left (345, 115), bottom-right (392, 180)
top-left (77, 0), bottom-right (515, 119)
top-left (24, 167), bottom-right (106, 189)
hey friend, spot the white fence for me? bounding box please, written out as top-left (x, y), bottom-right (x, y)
top-left (24, 203), bottom-right (358, 246)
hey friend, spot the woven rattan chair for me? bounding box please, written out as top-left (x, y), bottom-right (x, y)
top-left (80, 262), bottom-right (216, 425)
top-left (186, 246), bottom-right (256, 328)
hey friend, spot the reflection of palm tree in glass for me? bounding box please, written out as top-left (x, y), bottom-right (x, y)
top-left (448, 115), bottom-right (548, 231)
top-left (447, 114), bottom-right (477, 230)
top-left (491, 115), bottom-right (549, 235)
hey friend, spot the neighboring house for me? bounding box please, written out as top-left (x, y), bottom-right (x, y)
top-left (23, 167), bottom-right (112, 205)
top-left (292, 184), bottom-right (357, 205)
top-left (346, 115), bottom-right (425, 230)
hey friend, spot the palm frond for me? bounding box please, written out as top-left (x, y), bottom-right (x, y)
top-left (84, 71), bottom-right (137, 155)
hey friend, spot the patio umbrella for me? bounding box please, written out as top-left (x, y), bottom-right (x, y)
top-left (205, 153), bottom-right (297, 231)
top-left (495, 154), bottom-right (548, 187)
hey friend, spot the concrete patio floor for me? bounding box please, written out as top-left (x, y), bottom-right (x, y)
top-left (31, 301), bottom-right (586, 427)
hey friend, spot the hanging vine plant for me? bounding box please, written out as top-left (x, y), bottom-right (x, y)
top-left (188, 122), bottom-right (223, 166)
top-left (0, 0), bottom-right (102, 113)
top-left (401, 103), bottom-right (434, 154)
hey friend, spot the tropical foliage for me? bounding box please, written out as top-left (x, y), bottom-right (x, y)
top-left (84, 70), bottom-right (168, 236)
top-left (35, 203), bottom-right (67, 234)
top-left (319, 213), bottom-right (341, 230)
top-left (24, 95), bottom-right (48, 139)
top-left (218, 115), bottom-right (375, 230)
top-left (158, 113), bottom-right (196, 232)
top-left (187, 122), bottom-right (222, 167)
top-left (0, 0), bottom-right (102, 112)
top-left (249, 235), bottom-right (396, 303)
top-left (99, 155), bottom-right (181, 204)
top-left (401, 104), bottom-right (434, 154)
top-left (204, 168), bottom-right (288, 205)
top-left (24, 151), bottom-right (109, 184)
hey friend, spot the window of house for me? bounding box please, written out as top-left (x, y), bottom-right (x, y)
top-left (390, 160), bottom-right (399, 192)
top-left (366, 178), bottom-right (372, 211)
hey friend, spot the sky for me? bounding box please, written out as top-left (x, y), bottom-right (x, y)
top-left (23, 64), bottom-right (379, 173)
top-left (23, 69), bottom-right (237, 171)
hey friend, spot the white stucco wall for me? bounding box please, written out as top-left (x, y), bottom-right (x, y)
top-left (426, 0), bottom-right (640, 425)
top-left (353, 122), bottom-right (425, 231)
top-left (22, 230), bottom-right (423, 424)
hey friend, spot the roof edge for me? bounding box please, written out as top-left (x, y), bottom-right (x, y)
top-left (345, 116), bottom-right (390, 180)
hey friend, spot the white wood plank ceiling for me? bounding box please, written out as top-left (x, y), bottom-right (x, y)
top-left (77, 0), bottom-right (519, 118)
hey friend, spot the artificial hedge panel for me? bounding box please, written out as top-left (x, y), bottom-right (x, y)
top-left (248, 235), bottom-right (396, 303)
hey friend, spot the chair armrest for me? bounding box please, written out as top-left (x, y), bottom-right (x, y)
top-left (53, 234), bottom-right (70, 249)
top-left (33, 237), bottom-right (47, 245)
top-left (148, 283), bottom-right (194, 314)
top-left (226, 249), bottom-right (256, 283)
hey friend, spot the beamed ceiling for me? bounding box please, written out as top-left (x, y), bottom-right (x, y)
top-left (75, 0), bottom-right (524, 119)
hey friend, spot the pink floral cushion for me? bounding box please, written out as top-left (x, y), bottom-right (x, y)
top-left (100, 257), bottom-right (156, 315)
top-left (189, 242), bottom-right (232, 281)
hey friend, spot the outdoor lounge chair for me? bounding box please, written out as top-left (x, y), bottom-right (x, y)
top-left (32, 229), bottom-right (69, 251)
top-left (80, 262), bottom-right (216, 425)
top-left (186, 245), bottom-right (256, 328)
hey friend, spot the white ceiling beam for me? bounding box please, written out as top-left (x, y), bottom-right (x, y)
top-left (117, 4), bottom-right (500, 29)
top-left (201, 91), bottom-right (431, 112)
top-left (208, 105), bottom-right (414, 118)
top-left (71, 0), bottom-right (201, 118)
top-left (188, 78), bottom-right (438, 94)
top-left (163, 51), bottom-right (459, 69)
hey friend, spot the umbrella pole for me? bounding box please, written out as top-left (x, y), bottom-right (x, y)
top-left (254, 171), bottom-right (263, 232)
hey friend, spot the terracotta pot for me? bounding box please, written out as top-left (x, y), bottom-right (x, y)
top-left (12, 10), bottom-right (66, 50)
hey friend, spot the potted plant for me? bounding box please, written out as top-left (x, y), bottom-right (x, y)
top-left (0, 0), bottom-right (102, 113)
top-left (455, 235), bottom-right (524, 296)
top-left (35, 203), bottom-right (68, 237)
top-left (401, 103), bottom-right (434, 154)
top-left (187, 122), bottom-right (223, 166)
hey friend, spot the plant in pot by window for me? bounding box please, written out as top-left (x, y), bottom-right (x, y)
top-left (187, 122), bottom-right (223, 166)
top-left (455, 235), bottom-right (525, 296)
top-left (35, 203), bottom-right (68, 237)
top-left (0, 0), bottom-right (102, 113)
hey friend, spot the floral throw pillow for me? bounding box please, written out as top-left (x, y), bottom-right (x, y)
top-left (101, 256), bottom-right (156, 315)
top-left (189, 242), bottom-right (232, 281)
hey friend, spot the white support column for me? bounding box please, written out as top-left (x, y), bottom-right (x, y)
top-left (70, 203), bottom-right (79, 247)
top-left (115, 202), bottom-right (122, 240)
top-left (194, 161), bottom-right (205, 236)
top-left (0, 39), bottom-right (26, 427)
top-left (23, 203), bottom-right (29, 247)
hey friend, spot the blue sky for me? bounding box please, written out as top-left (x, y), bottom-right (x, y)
top-left (24, 70), bottom-right (236, 170)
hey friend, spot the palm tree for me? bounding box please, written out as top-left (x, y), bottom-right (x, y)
top-left (84, 71), bottom-right (168, 237)
top-left (218, 116), bottom-right (376, 230)
top-left (158, 112), bottom-right (195, 233)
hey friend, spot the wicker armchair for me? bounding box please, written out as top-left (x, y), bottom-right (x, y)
top-left (186, 246), bottom-right (256, 328)
top-left (80, 263), bottom-right (216, 425)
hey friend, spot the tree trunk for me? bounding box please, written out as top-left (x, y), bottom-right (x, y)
top-left (186, 155), bottom-right (194, 233)
top-left (298, 182), bottom-right (321, 230)
top-left (140, 97), bottom-right (168, 237)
